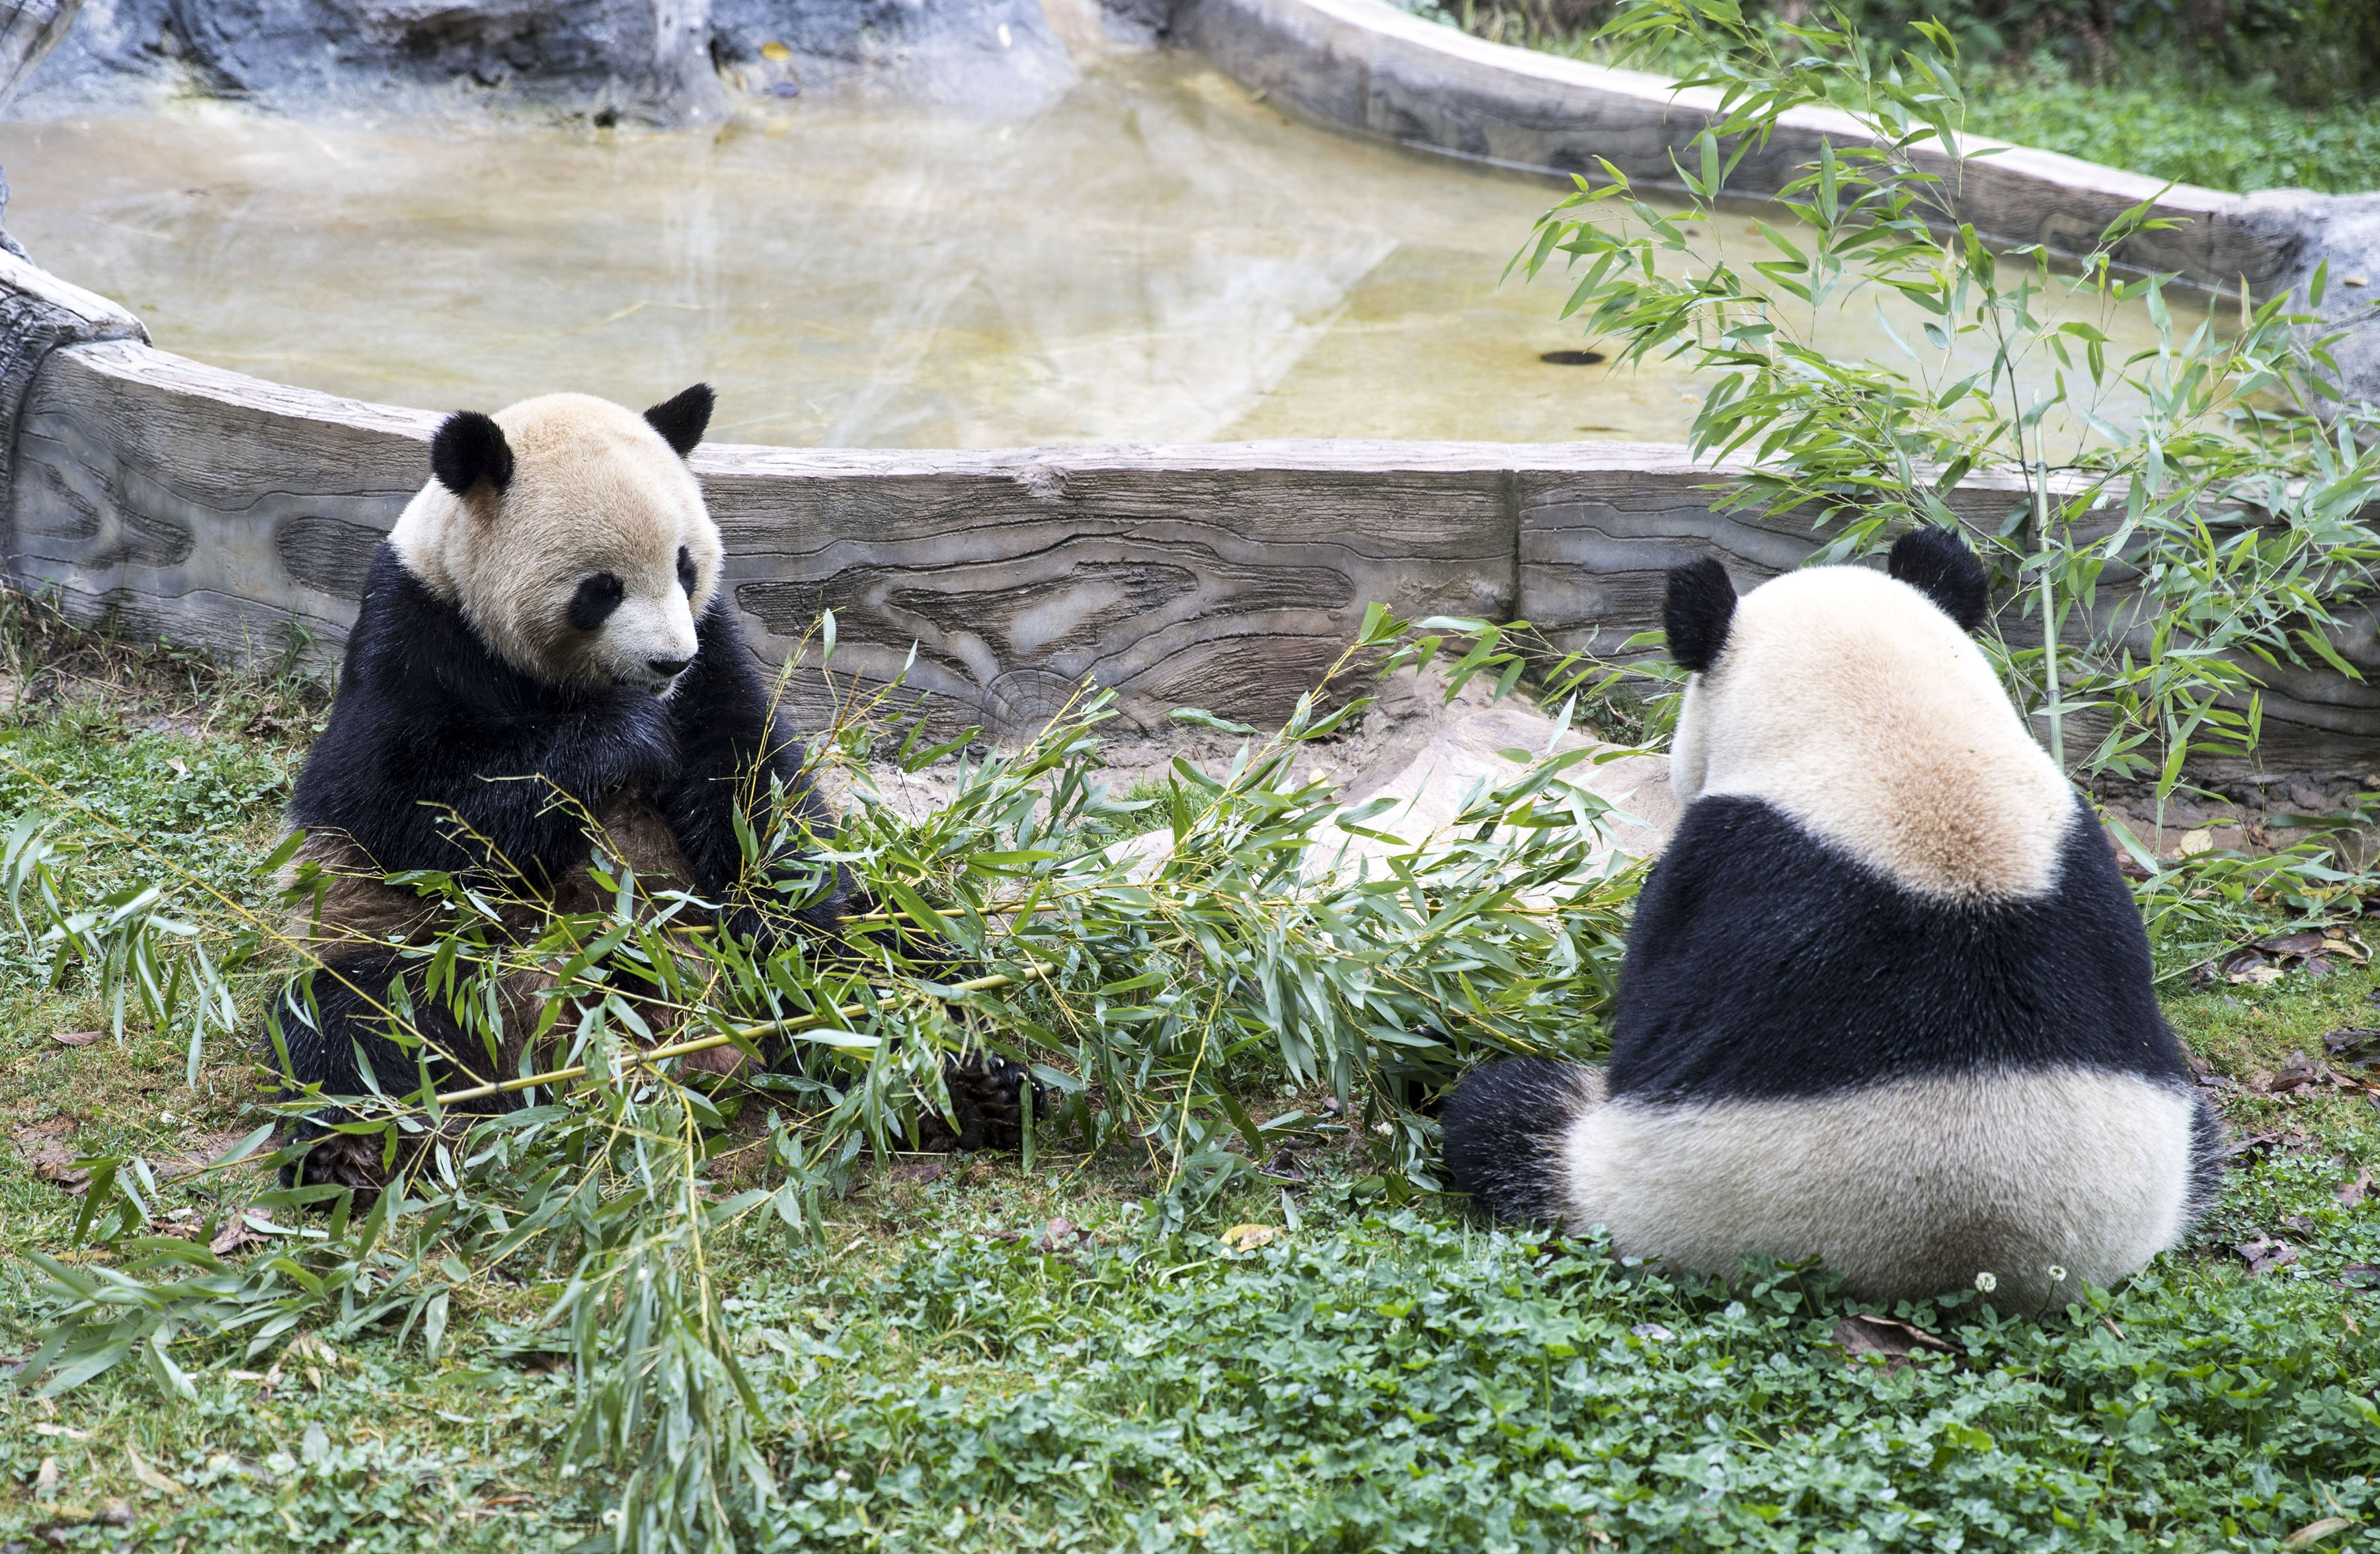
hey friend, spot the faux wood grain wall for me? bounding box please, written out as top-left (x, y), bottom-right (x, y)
top-left (5, 333), bottom-right (2374, 771)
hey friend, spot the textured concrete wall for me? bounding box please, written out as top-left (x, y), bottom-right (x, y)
top-left (1, 261), bottom-right (2370, 769)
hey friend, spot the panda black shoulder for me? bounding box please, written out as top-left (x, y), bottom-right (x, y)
top-left (1606, 791), bottom-right (2188, 1101)
top-left (293, 541), bottom-right (677, 884)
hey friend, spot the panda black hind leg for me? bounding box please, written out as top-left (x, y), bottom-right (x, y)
top-left (1441, 1058), bottom-right (1606, 1225)
top-left (912, 1054), bottom-right (1051, 1153)
top-left (272, 956), bottom-right (522, 1192)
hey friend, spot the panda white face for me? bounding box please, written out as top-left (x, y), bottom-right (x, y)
top-left (389, 387), bottom-right (727, 696)
top-left (555, 538), bottom-right (702, 694)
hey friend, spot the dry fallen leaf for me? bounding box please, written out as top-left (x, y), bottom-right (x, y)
top-left (2227, 1130), bottom-right (2321, 1165)
top-left (34, 1457), bottom-right (57, 1499)
top-left (887, 1157), bottom-right (946, 1186)
top-left (48, 1030), bottom-right (101, 1048)
top-left (2282, 1517), bottom-right (2356, 1549)
top-left (1218, 1223), bottom-right (1278, 1252)
top-left (2235, 1236), bottom-right (2302, 1276)
top-left (2225, 957), bottom-right (2287, 986)
top-left (20, 1136), bottom-right (90, 1194)
top-left (1261, 1148), bottom-right (1306, 1181)
top-left (210, 1216), bottom-right (268, 1256)
top-left (2215, 929), bottom-right (2364, 986)
top-left (124, 1445), bottom-right (186, 1498)
top-left (2264, 1050), bottom-right (2333, 1095)
top-left (2325, 1027), bottom-right (2380, 1077)
top-left (1037, 1218), bottom-right (1094, 1253)
top-left (1630, 1322), bottom-right (1675, 1343)
top-left (286, 1333), bottom-right (340, 1368)
top-left (2340, 1167), bottom-right (2375, 1209)
top-left (1834, 1311), bottom-right (1953, 1370)
top-left (2177, 828), bottom-right (2214, 857)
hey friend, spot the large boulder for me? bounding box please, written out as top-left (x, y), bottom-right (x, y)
top-left (17, 0), bottom-right (1089, 121)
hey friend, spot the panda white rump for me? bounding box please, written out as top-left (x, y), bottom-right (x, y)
top-left (1558, 1068), bottom-right (2196, 1311)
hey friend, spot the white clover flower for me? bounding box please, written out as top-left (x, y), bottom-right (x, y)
top-left (1974, 1270), bottom-right (1998, 1294)
top-left (2049, 1265), bottom-right (2069, 1283)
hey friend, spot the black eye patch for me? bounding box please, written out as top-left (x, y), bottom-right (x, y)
top-left (568, 572), bottom-right (625, 632)
top-left (676, 545), bottom-right (697, 596)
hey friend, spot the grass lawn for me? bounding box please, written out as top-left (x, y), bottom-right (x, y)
top-left (5, 610), bottom-right (2380, 1551)
top-left (1952, 59), bottom-right (2380, 198)
top-left (1415, 3), bottom-right (2380, 196)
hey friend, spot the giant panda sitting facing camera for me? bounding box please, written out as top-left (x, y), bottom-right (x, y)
top-left (1441, 529), bottom-right (2223, 1313)
top-left (279, 385), bottom-right (1029, 1186)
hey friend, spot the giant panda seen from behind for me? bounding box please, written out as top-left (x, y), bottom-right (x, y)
top-left (1441, 529), bottom-right (2223, 1313)
top-left (280, 386), bottom-right (1029, 1185)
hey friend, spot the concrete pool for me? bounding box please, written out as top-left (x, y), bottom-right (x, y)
top-left (0, 51), bottom-right (2203, 449)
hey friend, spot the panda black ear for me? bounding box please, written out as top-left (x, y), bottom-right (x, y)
top-left (1887, 526), bottom-right (1989, 633)
top-left (429, 410), bottom-right (513, 498)
top-left (644, 383), bottom-right (715, 459)
top-left (1663, 556), bottom-right (1737, 674)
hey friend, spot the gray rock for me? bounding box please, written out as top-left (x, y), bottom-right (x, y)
top-left (710, 0), bottom-right (1077, 110)
top-left (2293, 192), bottom-right (2380, 412)
top-left (15, 0), bottom-right (1081, 122)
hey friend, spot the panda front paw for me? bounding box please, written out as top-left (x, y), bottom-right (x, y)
top-left (281, 1122), bottom-right (391, 1196)
top-left (918, 1052), bottom-right (1047, 1153)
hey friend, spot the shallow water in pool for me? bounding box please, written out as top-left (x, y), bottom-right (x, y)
top-left (0, 53), bottom-right (2204, 449)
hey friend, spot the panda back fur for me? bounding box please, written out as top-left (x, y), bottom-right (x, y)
top-left (1442, 532), bottom-right (2223, 1312)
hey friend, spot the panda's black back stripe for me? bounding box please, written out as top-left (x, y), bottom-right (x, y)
top-left (1609, 794), bottom-right (2185, 1099)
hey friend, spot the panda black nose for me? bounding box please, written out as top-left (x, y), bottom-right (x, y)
top-left (647, 656), bottom-right (691, 678)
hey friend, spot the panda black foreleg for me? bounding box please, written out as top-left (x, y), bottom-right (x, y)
top-left (652, 596), bottom-right (852, 937)
top-left (298, 668), bottom-right (678, 905)
top-left (651, 600), bottom-right (1039, 1150)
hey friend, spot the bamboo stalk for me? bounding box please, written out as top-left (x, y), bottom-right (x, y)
top-left (432, 960), bottom-right (1052, 1106)
top-left (2030, 403), bottom-right (2065, 773)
